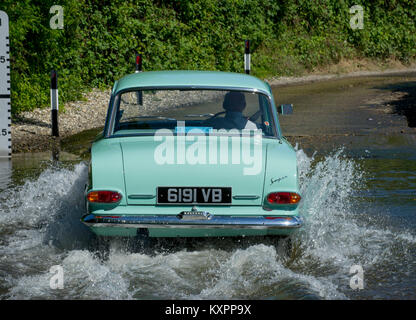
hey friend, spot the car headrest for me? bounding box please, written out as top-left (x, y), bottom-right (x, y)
top-left (223, 92), bottom-right (246, 112)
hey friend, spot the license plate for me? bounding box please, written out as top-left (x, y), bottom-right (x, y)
top-left (157, 187), bottom-right (232, 204)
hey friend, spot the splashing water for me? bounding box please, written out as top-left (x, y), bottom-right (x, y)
top-left (293, 147), bottom-right (416, 299)
top-left (0, 150), bottom-right (415, 300)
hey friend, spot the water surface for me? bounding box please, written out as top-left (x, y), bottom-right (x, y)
top-left (1, 74), bottom-right (415, 299)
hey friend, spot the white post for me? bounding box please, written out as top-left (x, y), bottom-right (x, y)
top-left (0, 10), bottom-right (11, 158)
top-left (244, 40), bottom-right (250, 75)
top-left (50, 70), bottom-right (59, 137)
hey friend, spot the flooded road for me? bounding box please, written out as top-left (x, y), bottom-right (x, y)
top-left (1, 74), bottom-right (415, 299)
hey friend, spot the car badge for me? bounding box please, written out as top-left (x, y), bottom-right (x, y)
top-left (270, 176), bottom-right (288, 185)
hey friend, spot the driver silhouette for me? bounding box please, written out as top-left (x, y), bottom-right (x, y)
top-left (208, 91), bottom-right (257, 130)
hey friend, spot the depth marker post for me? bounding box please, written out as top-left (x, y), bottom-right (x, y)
top-left (50, 70), bottom-right (59, 137)
top-left (135, 53), bottom-right (143, 105)
top-left (0, 10), bottom-right (11, 158)
top-left (244, 40), bottom-right (250, 74)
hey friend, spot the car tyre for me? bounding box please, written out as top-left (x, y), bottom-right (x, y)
top-left (276, 236), bottom-right (293, 257)
top-left (89, 234), bottom-right (110, 261)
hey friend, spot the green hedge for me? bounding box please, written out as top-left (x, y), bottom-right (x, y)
top-left (1, 0), bottom-right (415, 114)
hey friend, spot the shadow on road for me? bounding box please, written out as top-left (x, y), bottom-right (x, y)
top-left (13, 115), bottom-right (51, 128)
top-left (375, 81), bottom-right (416, 127)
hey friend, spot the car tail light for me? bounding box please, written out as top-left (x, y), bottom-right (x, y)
top-left (87, 191), bottom-right (122, 203)
top-left (267, 192), bottom-right (301, 204)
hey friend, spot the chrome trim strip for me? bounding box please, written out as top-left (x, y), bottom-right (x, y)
top-left (232, 195), bottom-right (260, 200)
top-left (128, 194), bottom-right (156, 199)
top-left (103, 94), bottom-right (115, 137)
top-left (81, 214), bottom-right (302, 230)
top-left (115, 85), bottom-right (271, 97)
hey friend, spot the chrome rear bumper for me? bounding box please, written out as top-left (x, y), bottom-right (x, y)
top-left (81, 214), bottom-right (303, 230)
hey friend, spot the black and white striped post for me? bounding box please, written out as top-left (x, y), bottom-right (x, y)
top-left (135, 53), bottom-right (143, 105)
top-left (244, 40), bottom-right (250, 74)
top-left (50, 70), bottom-right (59, 137)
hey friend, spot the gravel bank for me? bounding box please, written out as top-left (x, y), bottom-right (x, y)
top-left (12, 88), bottom-right (111, 153)
top-left (10, 68), bottom-right (416, 153)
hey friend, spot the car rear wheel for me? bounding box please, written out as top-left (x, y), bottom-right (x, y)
top-left (276, 236), bottom-right (293, 257)
top-left (88, 234), bottom-right (110, 261)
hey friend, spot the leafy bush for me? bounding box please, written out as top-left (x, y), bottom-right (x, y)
top-left (0, 0), bottom-right (415, 114)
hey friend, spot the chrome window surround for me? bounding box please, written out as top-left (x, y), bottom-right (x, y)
top-left (103, 86), bottom-right (282, 139)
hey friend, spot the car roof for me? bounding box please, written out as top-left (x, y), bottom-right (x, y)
top-left (113, 70), bottom-right (271, 95)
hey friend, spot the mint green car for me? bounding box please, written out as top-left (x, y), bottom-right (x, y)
top-left (81, 71), bottom-right (302, 238)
